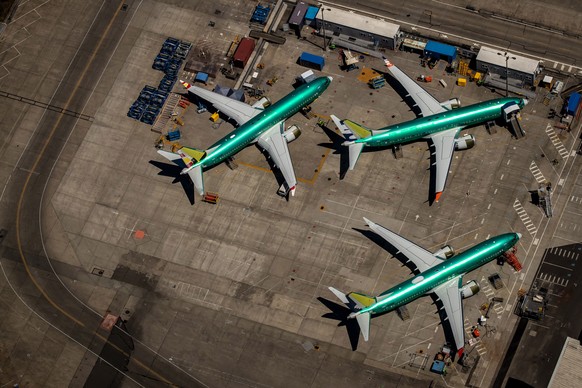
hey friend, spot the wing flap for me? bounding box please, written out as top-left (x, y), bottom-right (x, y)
top-left (432, 276), bottom-right (465, 354)
top-left (382, 58), bottom-right (445, 117)
top-left (428, 127), bottom-right (460, 199)
top-left (257, 123), bottom-right (297, 195)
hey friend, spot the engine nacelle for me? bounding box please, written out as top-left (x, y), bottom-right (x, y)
top-left (283, 125), bottom-right (301, 143)
top-left (440, 98), bottom-right (461, 110)
top-left (251, 97), bottom-right (271, 109)
top-left (454, 134), bottom-right (475, 150)
top-left (460, 280), bottom-right (480, 299)
top-left (433, 245), bottom-right (455, 260)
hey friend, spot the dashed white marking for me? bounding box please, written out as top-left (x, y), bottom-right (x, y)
top-left (545, 124), bottom-right (570, 159)
top-left (513, 199), bottom-right (537, 235)
top-left (529, 161), bottom-right (546, 184)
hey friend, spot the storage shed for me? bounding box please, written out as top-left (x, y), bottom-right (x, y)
top-left (288, 1), bottom-right (309, 32)
top-left (475, 46), bottom-right (540, 86)
top-left (567, 92), bottom-right (581, 116)
top-left (304, 6), bottom-right (319, 26)
top-left (424, 40), bottom-right (457, 63)
top-left (233, 38), bottom-right (256, 68)
top-left (299, 52), bottom-right (325, 70)
top-left (315, 6), bottom-right (401, 50)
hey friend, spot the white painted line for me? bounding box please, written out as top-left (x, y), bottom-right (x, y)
top-left (500, 174), bottom-right (504, 180)
top-left (533, 238), bottom-right (539, 245)
top-left (507, 160), bottom-right (511, 165)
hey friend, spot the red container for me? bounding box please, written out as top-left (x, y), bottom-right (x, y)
top-left (233, 38), bottom-right (256, 68)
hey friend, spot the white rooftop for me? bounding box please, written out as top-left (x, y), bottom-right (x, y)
top-left (477, 46), bottom-right (540, 75)
top-left (549, 337), bottom-right (582, 388)
top-left (316, 6), bottom-right (400, 39)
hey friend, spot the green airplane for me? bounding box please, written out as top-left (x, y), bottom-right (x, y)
top-left (329, 218), bottom-right (521, 357)
top-left (158, 76), bottom-right (332, 197)
top-left (331, 58), bottom-right (527, 202)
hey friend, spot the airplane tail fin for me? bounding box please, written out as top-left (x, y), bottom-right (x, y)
top-left (328, 287), bottom-right (375, 341)
top-left (330, 115), bottom-right (369, 170)
top-left (157, 147), bottom-right (206, 195)
top-left (331, 115), bottom-right (373, 141)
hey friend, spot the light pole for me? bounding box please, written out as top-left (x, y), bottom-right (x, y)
top-left (498, 51), bottom-right (516, 97)
top-left (319, 5), bottom-right (330, 51)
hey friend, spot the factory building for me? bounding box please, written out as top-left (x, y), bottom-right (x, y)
top-left (476, 46), bottom-right (541, 87)
top-left (315, 6), bottom-right (401, 50)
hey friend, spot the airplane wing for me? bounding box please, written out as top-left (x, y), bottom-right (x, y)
top-left (363, 218), bottom-right (442, 273)
top-left (427, 127), bottom-right (461, 200)
top-left (432, 276), bottom-right (465, 355)
top-left (383, 58), bottom-right (445, 117)
top-left (257, 122), bottom-right (297, 195)
top-left (185, 83), bottom-right (259, 126)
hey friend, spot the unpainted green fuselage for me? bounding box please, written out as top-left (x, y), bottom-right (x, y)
top-left (197, 76), bottom-right (331, 168)
top-left (361, 233), bottom-right (520, 315)
top-left (359, 97), bottom-right (525, 147)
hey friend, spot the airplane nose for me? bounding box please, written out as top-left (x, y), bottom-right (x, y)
top-left (327, 76), bottom-right (333, 82)
top-left (522, 98), bottom-right (529, 106)
top-left (517, 233), bottom-right (522, 239)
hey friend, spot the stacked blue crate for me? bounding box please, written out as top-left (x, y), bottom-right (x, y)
top-left (128, 37), bottom-right (192, 124)
top-left (251, 4), bottom-right (270, 24)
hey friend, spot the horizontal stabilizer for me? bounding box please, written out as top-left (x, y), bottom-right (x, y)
top-left (184, 165), bottom-right (204, 196)
top-left (347, 143), bottom-right (365, 170)
top-left (328, 287), bottom-right (349, 304)
top-left (157, 150), bottom-right (186, 168)
top-left (356, 312), bottom-right (371, 341)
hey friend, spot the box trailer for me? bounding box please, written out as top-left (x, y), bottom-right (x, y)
top-left (298, 52), bottom-right (325, 71)
top-left (233, 38), bottom-right (256, 68)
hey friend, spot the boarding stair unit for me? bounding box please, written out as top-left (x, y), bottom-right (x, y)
top-left (151, 93), bottom-right (181, 134)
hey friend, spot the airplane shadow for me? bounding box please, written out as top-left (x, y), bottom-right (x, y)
top-left (317, 123), bottom-right (350, 179)
top-left (353, 228), bottom-right (420, 276)
top-left (149, 160), bottom-right (195, 205)
top-left (317, 297), bottom-right (361, 351)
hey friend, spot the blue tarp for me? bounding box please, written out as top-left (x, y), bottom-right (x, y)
top-left (424, 40), bottom-right (457, 63)
top-left (567, 92), bottom-right (581, 115)
top-left (305, 6), bottom-right (319, 20)
top-left (195, 72), bottom-right (209, 83)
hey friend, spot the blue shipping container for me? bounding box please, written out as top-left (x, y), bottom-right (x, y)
top-left (424, 40), bottom-right (457, 63)
top-left (299, 52), bottom-right (325, 70)
top-left (305, 6), bottom-right (319, 21)
top-left (567, 92), bottom-right (581, 116)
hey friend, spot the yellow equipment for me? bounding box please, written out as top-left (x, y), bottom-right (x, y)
top-left (457, 78), bottom-right (467, 87)
top-left (210, 112), bottom-right (220, 122)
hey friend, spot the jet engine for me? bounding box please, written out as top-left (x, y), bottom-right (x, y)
top-left (251, 96), bottom-right (271, 109)
top-left (454, 134), bottom-right (475, 150)
top-left (283, 125), bottom-right (301, 143)
top-left (434, 245), bottom-right (455, 260)
top-left (460, 280), bottom-right (480, 299)
top-left (439, 98), bottom-right (461, 110)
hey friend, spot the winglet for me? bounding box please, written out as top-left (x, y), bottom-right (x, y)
top-left (382, 56), bottom-right (393, 67)
top-left (363, 217), bottom-right (374, 228)
top-left (457, 347), bottom-right (464, 358)
top-left (435, 192), bottom-right (443, 202)
top-left (290, 186), bottom-right (296, 196)
top-left (180, 80), bottom-right (191, 89)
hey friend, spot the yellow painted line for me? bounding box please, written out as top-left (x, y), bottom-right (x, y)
top-left (300, 149), bottom-right (330, 185)
top-left (237, 148), bottom-right (331, 186)
top-left (14, 2), bottom-right (174, 385)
